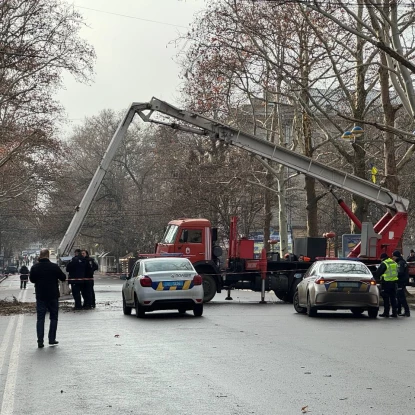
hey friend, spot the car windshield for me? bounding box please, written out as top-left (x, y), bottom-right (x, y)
top-left (161, 225), bottom-right (179, 244)
top-left (320, 262), bottom-right (370, 275)
top-left (144, 259), bottom-right (194, 273)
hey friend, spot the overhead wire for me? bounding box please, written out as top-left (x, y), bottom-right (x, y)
top-left (73, 5), bottom-right (189, 29)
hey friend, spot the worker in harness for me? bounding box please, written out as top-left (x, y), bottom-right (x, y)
top-left (374, 253), bottom-right (399, 318)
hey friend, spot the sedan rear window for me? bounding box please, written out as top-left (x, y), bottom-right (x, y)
top-left (320, 262), bottom-right (370, 275)
top-left (144, 260), bottom-right (194, 273)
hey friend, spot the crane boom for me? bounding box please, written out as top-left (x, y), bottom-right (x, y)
top-left (57, 103), bottom-right (148, 257)
top-left (58, 97), bottom-right (409, 258)
top-left (138, 98), bottom-right (408, 212)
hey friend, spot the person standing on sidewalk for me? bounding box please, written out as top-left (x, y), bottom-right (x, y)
top-left (392, 250), bottom-right (411, 317)
top-left (66, 249), bottom-right (90, 310)
top-left (19, 264), bottom-right (29, 289)
top-left (29, 249), bottom-right (66, 348)
top-left (374, 253), bottom-right (399, 318)
top-left (82, 250), bottom-right (98, 308)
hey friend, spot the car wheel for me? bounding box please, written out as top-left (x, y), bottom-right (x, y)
top-left (134, 295), bottom-right (145, 318)
top-left (193, 304), bottom-right (203, 317)
top-left (368, 307), bottom-right (378, 319)
top-left (293, 291), bottom-right (307, 314)
top-left (178, 307), bottom-right (186, 314)
top-left (122, 293), bottom-right (132, 315)
top-left (287, 279), bottom-right (302, 303)
top-left (350, 308), bottom-right (365, 316)
top-left (307, 294), bottom-right (317, 317)
top-left (201, 274), bottom-right (216, 303)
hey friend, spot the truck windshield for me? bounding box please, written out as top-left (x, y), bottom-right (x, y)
top-left (161, 225), bottom-right (179, 244)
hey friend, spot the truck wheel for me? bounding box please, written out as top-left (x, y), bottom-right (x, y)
top-left (293, 291), bottom-right (307, 314)
top-left (201, 274), bottom-right (216, 303)
top-left (274, 290), bottom-right (290, 302)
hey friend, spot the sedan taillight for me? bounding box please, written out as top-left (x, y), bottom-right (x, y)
top-left (140, 276), bottom-right (152, 287)
top-left (360, 279), bottom-right (377, 285)
top-left (315, 277), bottom-right (335, 285)
top-left (193, 275), bottom-right (203, 285)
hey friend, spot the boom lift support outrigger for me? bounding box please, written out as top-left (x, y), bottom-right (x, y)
top-left (58, 98), bottom-right (409, 261)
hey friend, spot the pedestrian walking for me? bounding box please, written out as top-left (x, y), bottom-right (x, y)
top-left (82, 250), bottom-right (98, 308)
top-left (374, 253), bottom-right (399, 318)
top-left (407, 249), bottom-right (415, 263)
top-left (19, 264), bottom-right (29, 289)
top-left (392, 250), bottom-right (410, 317)
top-left (66, 249), bottom-right (90, 310)
top-left (29, 249), bottom-right (66, 348)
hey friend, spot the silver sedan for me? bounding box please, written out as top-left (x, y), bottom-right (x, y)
top-left (293, 260), bottom-right (379, 318)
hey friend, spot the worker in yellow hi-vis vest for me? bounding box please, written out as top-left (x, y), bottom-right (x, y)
top-left (374, 253), bottom-right (398, 318)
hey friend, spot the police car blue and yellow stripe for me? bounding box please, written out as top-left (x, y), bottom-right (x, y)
top-left (152, 280), bottom-right (195, 291)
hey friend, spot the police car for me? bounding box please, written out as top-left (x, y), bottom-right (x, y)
top-left (121, 257), bottom-right (204, 317)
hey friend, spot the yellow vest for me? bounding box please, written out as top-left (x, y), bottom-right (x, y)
top-left (381, 258), bottom-right (398, 281)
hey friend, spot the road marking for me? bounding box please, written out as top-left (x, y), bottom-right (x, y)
top-left (0, 314), bottom-right (24, 415)
top-left (0, 316), bottom-right (17, 379)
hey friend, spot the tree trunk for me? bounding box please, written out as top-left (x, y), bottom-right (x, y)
top-left (379, 51), bottom-right (399, 193)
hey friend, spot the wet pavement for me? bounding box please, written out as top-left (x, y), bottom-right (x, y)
top-left (1, 273), bottom-right (415, 414)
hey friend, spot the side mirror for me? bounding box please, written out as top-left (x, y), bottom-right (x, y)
top-left (120, 274), bottom-right (127, 280)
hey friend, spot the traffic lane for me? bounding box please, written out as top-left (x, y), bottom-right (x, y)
top-left (0, 273), bottom-right (34, 302)
top-left (204, 298), bottom-right (415, 414)
top-left (8, 306), bottom-right (260, 415)
top-left (3, 292), bottom-right (414, 415)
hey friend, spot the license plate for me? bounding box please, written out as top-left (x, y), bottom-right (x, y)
top-left (163, 281), bottom-right (183, 287)
top-left (337, 282), bottom-right (359, 288)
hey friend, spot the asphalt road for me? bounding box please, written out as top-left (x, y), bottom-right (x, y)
top-left (0, 273), bottom-right (415, 415)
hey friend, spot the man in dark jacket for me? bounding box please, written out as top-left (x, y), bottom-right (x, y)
top-left (82, 250), bottom-right (98, 308)
top-left (19, 265), bottom-right (29, 289)
top-left (393, 250), bottom-right (410, 317)
top-left (66, 249), bottom-right (90, 309)
top-left (29, 249), bottom-right (66, 348)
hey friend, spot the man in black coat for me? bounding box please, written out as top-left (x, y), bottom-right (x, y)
top-left (66, 249), bottom-right (90, 309)
top-left (393, 250), bottom-right (410, 317)
top-left (29, 249), bottom-right (66, 348)
top-left (82, 250), bottom-right (98, 308)
top-left (19, 264), bottom-right (29, 289)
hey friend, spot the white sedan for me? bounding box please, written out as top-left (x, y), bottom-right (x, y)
top-left (293, 260), bottom-right (379, 318)
top-left (122, 257), bottom-right (204, 317)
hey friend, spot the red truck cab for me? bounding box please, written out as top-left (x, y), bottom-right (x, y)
top-left (155, 218), bottom-right (222, 302)
top-left (156, 218), bottom-right (213, 262)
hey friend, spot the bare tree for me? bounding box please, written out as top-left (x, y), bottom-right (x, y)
top-left (0, 0), bottom-right (95, 200)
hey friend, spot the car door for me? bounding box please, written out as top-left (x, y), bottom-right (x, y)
top-left (298, 263), bottom-right (317, 304)
top-left (177, 228), bottom-right (205, 262)
top-left (305, 264), bottom-right (320, 303)
top-left (125, 262), bottom-right (140, 303)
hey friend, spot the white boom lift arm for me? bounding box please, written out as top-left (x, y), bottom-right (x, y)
top-left (58, 97), bottom-right (409, 258)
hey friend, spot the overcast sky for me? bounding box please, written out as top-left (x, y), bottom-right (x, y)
top-left (57, 0), bottom-right (205, 133)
